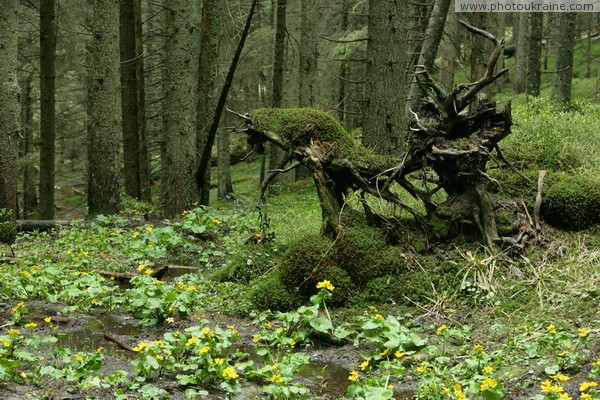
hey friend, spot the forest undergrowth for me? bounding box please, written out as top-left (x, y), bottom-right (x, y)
top-left (1, 101), bottom-right (600, 399)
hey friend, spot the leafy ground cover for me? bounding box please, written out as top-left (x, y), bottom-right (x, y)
top-left (1, 101), bottom-right (600, 399)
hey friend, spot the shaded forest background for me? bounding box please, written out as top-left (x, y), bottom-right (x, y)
top-left (1, 0), bottom-right (600, 222)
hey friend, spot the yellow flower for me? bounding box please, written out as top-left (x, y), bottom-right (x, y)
top-left (578, 328), bottom-right (588, 338)
top-left (368, 306), bottom-right (379, 313)
top-left (211, 219), bottom-right (221, 225)
top-left (375, 314), bottom-right (385, 321)
top-left (387, 384), bottom-right (394, 389)
top-left (23, 322), bottom-right (38, 329)
top-left (75, 354), bottom-right (84, 362)
top-left (454, 383), bottom-right (466, 400)
top-left (132, 342), bottom-right (149, 352)
top-left (394, 351), bottom-right (405, 358)
top-left (483, 365), bottom-right (493, 374)
top-left (287, 340), bottom-right (296, 347)
top-left (263, 322), bottom-right (273, 329)
top-left (199, 346), bottom-right (211, 354)
top-left (436, 325), bottom-right (448, 335)
top-left (156, 355), bottom-right (164, 360)
top-left (269, 373), bottom-right (283, 383)
top-left (558, 394), bottom-right (572, 400)
top-left (19, 371), bottom-right (27, 379)
top-left (1, 339), bottom-right (11, 347)
top-left (276, 327), bottom-right (284, 333)
top-left (316, 279), bottom-right (334, 291)
top-left (547, 324), bottom-right (557, 334)
top-left (79, 251), bottom-right (89, 257)
top-left (66, 249), bottom-right (74, 255)
top-left (541, 380), bottom-right (564, 394)
top-left (214, 358), bottom-right (223, 365)
top-left (582, 394), bottom-right (593, 400)
top-left (11, 302), bottom-right (25, 314)
top-left (186, 337), bottom-right (198, 346)
top-left (348, 370), bottom-right (359, 382)
top-left (137, 264), bottom-right (145, 272)
top-left (480, 377), bottom-right (498, 391)
top-left (222, 366), bottom-right (239, 380)
top-left (146, 226), bottom-right (154, 233)
top-left (7, 329), bottom-right (21, 336)
top-left (379, 348), bottom-right (389, 356)
top-left (252, 336), bottom-right (260, 343)
top-left (550, 374), bottom-right (570, 382)
top-left (181, 210), bottom-right (189, 216)
top-left (580, 381), bottom-right (599, 391)
top-left (359, 361), bottom-right (369, 370)
top-left (442, 387), bottom-right (452, 395)
top-left (144, 268), bottom-right (153, 275)
top-left (473, 344), bottom-right (485, 353)
top-left (132, 231), bottom-right (140, 238)
top-left (416, 361), bottom-right (429, 374)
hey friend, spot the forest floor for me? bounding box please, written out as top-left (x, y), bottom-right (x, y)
top-left (1, 160), bottom-right (600, 399)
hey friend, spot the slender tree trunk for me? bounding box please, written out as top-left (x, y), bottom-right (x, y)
top-left (120, 0), bottom-right (143, 200)
top-left (196, 0), bottom-right (219, 205)
top-left (268, 0), bottom-right (294, 182)
top-left (337, 0), bottom-right (349, 124)
top-left (19, 74), bottom-right (37, 216)
top-left (88, 0), bottom-right (123, 216)
top-left (135, 0), bottom-right (150, 202)
top-left (161, 0), bottom-right (199, 216)
top-left (39, 0), bottom-right (57, 219)
top-left (298, 0), bottom-right (318, 107)
top-left (440, 10), bottom-right (458, 90)
top-left (363, 0), bottom-right (410, 155)
top-left (513, 13), bottom-right (529, 94)
top-left (526, 12), bottom-right (543, 98)
top-left (408, 0), bottom-right (451, 109)
top-left (553, 12), bottom-right (576, 106)
top-left (0, 0), bottom-right (20, 243)
top-left (217, 130), bottom-right (233, 198)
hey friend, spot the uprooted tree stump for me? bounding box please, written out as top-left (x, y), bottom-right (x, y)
top-left (232, 21), bottom-right (531, 249)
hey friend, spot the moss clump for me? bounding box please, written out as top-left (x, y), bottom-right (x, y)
top-left (279, 234), bottom-right (355, 305)
top-left (211, 244), bottom-right (279, 283)
top-left (0, 208), bottom-right (16, 245)
top-left (542, 173), bottom-right (600, 230)
top-left (334, 224), bottom-right (388, 285)
top-left (246, 271), bottom-right (302, 311)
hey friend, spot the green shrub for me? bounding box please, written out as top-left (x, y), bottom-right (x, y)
top-left (542, 173), bottom-right (600, 230)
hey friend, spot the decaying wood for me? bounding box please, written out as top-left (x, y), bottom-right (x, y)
top-left (533, 170), bottom-right (546, 240)
top-left (17, 220), bottom-right (71, 232)
top-left (95, 265), bottom-right (169, 283)
top-left (231, 22), bottom-right (528, 248)
top-left (103, 330), bottom-right (135, 352)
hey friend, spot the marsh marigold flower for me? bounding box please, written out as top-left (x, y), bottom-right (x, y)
top-left (454, 384), bottom-right (466, 400)
top-left (582, 394), bottom-right (593, 400)
top-left (269, 373), bottom-right (283, 383)
top-left (316, 279), bottom-right (334, 291)
top-left (222, 366), bottom-right (238, 380)
top-left (480, 377), bottom-right (498, 391)
top-left (580, 381), bottom-right (598, 391)
top-left (23, 322), bottom-right (38, 329)
top-left (578, 328), bottom-right (588, 338)
top-left (550, 374), bottom-right (570, 382)
top-left (483, 365), bottom-right (493, 374)
top-left (348, 370), bottom-right (359, 382)
top-left (7, 329), bottom-right (21, 336)
top-left (547, 324), bottom-right (557, 334)
top-left (359, 361), bottom-right (369, 370)
top-left (436, 325), bottom-right (448, 335)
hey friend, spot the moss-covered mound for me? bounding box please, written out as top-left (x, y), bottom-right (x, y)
top-left (245, 271), bottom-right (302, 311)
top-left (210, 243), bottom-right (280, 283)
top-left (542, 173), bottom-right (600, 230)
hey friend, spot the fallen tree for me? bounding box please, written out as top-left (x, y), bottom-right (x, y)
top-left (233, 21), bottom-right (530, 248)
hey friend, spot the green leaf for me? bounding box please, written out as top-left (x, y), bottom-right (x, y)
top-left (309, 316), bottom-right (333, 332)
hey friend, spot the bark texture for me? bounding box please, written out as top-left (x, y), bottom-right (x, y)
top-left (88, 0), bottom-right (123, 216)
top-left (40, 0), bottom-right (57, 219)
top-left (298, 0), bottom-right (319, 107)
top-left (162, 0), bottom-right (199, 216)
top-left (196, 0), bottom-right (219, 205)
top-left (363, 0), bottom-right (410, 155)
top-left (553, 13), bottom-right (576, 105)
top-left (513, 13), bottom-right (528, 94)
top-left (20, 74), bottom-right (37, 215)
top-left (0, 0), bottom-right (20, 243)
top-left (526, 12), bottom-right (543, 97)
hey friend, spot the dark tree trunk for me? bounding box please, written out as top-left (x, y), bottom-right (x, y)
top-left (553, 13), bottom-right (576, 105)
top-left (440, 11), bottom-right (459, 91)
top-left (88, 0), bottom-right (123, 216)
top-left (513, 13), bottom-right (528, 94)
top-left (39, 0), bottom-right (57, 219)
top-left (526, 12), bottom-right (543, 98)
top-left (298, 0), bottom-right (318, 107)
top-left (0, 0), bottom-right (20, 244)
top-left (120, 0), bottom-right (147, 200)
top-left (363, 0), bottom-right (410, 155)
top-left (196, 0), bottom-right (219, 206)
top-left (408, 0), bottom-right (452, 109)
top-left (336, 0), bottom-right (349, 124)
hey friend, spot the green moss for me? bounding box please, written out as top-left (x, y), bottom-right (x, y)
top-left (333, 224), bottom-right (387, 285)
top-left (0, 208), bottom-right (16, 245)
top-left (250, 107), bottom-right (396, 170)
top-left (279, 234), bottom-right (355, 305)
top-left (210, 244), bottom-right (279, 283)
top-left (542, 173), bottom-right (600, 230)
top-left (246, 271), bottom-right (302, 311)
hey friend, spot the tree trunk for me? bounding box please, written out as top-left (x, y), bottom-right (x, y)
top-left (161, 0), bottom-right (199, 216)
top-left (268, 0), bottom-right (294, 182)
top-left (39, 0), bottom-right (57, 219)
top-left (120, 0), bottom-right (146, 200)
top-left (336, 0), bottom-right (349, 124)
top-left (363, 0), bottom-right (410, 155)
top-left (135, 0), bottom-right (150, 203)
top-left (19, 74), bottom-right (37, 216)
top-left (217, 130), bottom-right (233, 198)
top-left (196, 0), bottom-right (219, 206)
top-left (0, 0), bottom-right (21, 244)
top-left (513, 13), bottom-right (528, 94)
top-left (440, 10), bottom-right (459, 91)
top-left (298, 0), bottom-right (318, 107)
top-left (553, 12), bottom-right (576, 106)
top-left (88, 0), bottom-right (123, 216)
top-left (526, 12), bottom-right (543, 98)
top-left (408, 0), bottom-right (452, 109)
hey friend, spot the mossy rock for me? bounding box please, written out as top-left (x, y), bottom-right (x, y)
top-left (210, 244), bottom-right (280, 283)
top-left (279, 234), bottom-right (354, 305)
top-left (246, 271), bottom-right (302, 311)
top-left (542, 173), bottom-right (600, 230)
top-left (348, 273), bottom-right (434, 306)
